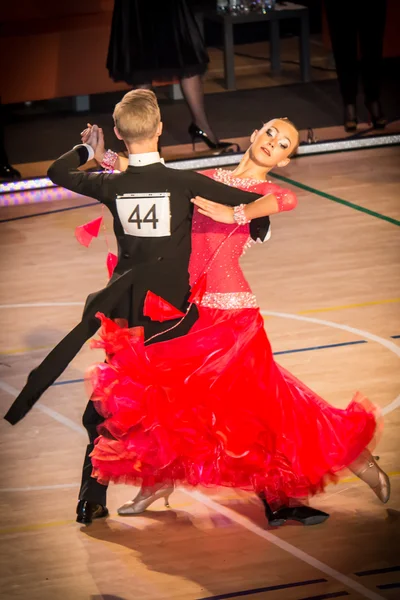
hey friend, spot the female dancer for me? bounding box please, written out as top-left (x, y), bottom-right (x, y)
top-left (84, 119), bottom-right (389, 524)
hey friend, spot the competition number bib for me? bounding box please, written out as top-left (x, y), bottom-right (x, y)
top-left (116, 193), bottom-right (171, 237)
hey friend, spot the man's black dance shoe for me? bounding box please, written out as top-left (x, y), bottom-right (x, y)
top-left (259, 494), bottom-right (329, 527)
top-left (76, 500), bottom-right (109, 525)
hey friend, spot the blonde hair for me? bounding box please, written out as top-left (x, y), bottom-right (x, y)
top-left (279, 117), bottom-right (300, 156)
top-left (113, 89), bottom-right (161, 143)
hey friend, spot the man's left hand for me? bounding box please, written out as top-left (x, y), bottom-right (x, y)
top-left (191, 196), bottom-right (234, 224)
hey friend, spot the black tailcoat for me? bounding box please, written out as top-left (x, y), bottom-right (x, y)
top-left (5, 148), bottom-right (270, 425)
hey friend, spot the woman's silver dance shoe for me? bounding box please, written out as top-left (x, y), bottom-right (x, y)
top-left (117, 485), bottom-right (174, 515)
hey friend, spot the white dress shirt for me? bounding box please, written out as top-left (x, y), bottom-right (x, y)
top-left (128, 152), bottom-right (164, 166)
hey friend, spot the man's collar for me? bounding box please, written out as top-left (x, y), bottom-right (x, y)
top-left (128, 152), bottom-right (164, 167)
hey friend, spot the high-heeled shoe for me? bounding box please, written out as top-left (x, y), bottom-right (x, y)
top-left (365, 100), bottom-right (387, 129)
top-left (0, 162), bottom-right (21, 181)
top-left (258, 493), bottom-right (329, 527)
top-left (117, 484), bottom-right (174, 515)
top-left (343, 104), bottom-right (357, 133)
top-left (188, 123), bottom-right (240, 154)
top-left (356, 460), bottom-right (390, 503)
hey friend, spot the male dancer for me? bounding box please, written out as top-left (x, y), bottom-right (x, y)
top-left (4, 90), bottom-right (271, 523)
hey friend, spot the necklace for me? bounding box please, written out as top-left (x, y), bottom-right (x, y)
top-left (214, 168), bottom-right (269, 189)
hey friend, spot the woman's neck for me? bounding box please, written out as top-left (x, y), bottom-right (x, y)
top-left (230, 149), bottom-right (271, 181)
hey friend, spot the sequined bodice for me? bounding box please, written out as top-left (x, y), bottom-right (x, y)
top-left (189, 169), bottom-right (272, 309)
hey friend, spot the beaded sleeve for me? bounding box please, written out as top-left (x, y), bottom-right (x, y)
top-left (100, 149), bottom-right (119, 171)
top-left (274, 188), bottom-right (298, 212)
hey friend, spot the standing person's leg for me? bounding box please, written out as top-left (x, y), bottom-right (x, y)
top-left (181, 74), bottom-right (239, 152)
top-left (358, 0), bottom-right (387, 127)
top-left (0, 100), bottom-right (21, 180)
top-left (76, 400), bottom-right (109, 524)
top-left (324, 0), bottom-right (359, 131)
top-left (181, 74), bottom-right (218, 144)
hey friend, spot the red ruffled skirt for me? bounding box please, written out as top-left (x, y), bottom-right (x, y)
top-left (88, 308), bottom-right (379, 503)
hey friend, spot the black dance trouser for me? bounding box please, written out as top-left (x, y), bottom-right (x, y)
top-left (324, 0), bottom-right (387, 105)
top-left (79, 400), bottom-right (108, 505)
top-left (78, 303), bottom-right (199, 505)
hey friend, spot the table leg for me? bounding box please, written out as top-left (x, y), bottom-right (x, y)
top-left (73, 95), bottom-right (90, 112)
top-left (299, 12), bottom-right (311, 82)
top-left (169, 84), bottom-right (184, 101)
top-left (223, 21), bottom-right (236, 90)
top-left (270, 18), bottom-right (281, 75)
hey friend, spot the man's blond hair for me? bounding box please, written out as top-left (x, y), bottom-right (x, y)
top-left (113, 89), bottom-right (161, 143)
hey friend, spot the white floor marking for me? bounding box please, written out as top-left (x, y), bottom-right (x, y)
top-left (1, 473), bottom-right (398, 495)
top-left (0, 302), bottom-right (84, 309)
top-left (0, 381), bottom-right (86, 436)
top-left (261, 310), bottom-right (400, 416)
top-left (0, 483), bottom-right (80, 493)
top-left (183, 490), bottom-right (386, 600)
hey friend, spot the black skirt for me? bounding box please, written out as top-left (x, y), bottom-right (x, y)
top-left (107, 0), bottom-right (209, 85)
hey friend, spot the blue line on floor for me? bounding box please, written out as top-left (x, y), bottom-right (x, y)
top-left (198, 578), bottom-right (327, 600)
top-left (0, 201), bottom-right (98, 223)
top-left (377, 582), bottom-right (400, 590)
top-left (273, 340), bottom-right (367, 356)
top-left (355, 566), bottom-right (400, 576)
top-left (49, 338), bottom-right (377, 388)
top-left (391, 335), bottom-right (400, 339)
top-left (52, 378), bottom-right (85, 387)
top-left (298, 593), bottom-right (349, 600)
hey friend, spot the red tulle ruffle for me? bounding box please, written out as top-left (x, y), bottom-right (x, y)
top-left (88, 309), bottom-right (380, 503)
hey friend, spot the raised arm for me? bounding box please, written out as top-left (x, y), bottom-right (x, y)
top-left (192, 188), bottom-right (297, 223)
top-left (188, 171), bottom-right (273, 241)
top-left (47, 145), bottom-right (115, 204)
top-left (81, 125), bottom-right (129, 172)
top-left (244, 187), bottom-right (297, 219)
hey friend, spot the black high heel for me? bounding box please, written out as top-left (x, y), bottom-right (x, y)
top-left (0, 162), bottom-right (21, 181)
top-left (344, 104), bottom-right (358, 133)
top-left (258, 493), bottom-right (330, 527)
top-left (365, 100), bottom-right (386, 129)
top-left (188, 123), bottom-right (240, 153)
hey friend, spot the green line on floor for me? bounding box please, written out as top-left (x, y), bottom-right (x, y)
top-left (270, 172), bottom-right (400, 227)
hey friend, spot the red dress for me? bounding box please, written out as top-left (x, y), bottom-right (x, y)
top-left (89, 169), bottom-right (378, 504)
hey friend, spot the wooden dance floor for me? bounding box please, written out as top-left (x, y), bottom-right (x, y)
top-left (0, 146), bottom-right (399, 600)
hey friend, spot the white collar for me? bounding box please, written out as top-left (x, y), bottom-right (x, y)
top-left (128, 152), bottom-right (164, 167)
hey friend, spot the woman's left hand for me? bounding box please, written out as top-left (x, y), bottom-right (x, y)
top-left (191, 196), bottom-right (234, 224)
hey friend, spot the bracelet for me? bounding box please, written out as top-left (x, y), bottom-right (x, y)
top-left (100, 149), bottom-right (119, 171)
top-left (233, 204), bottom-right (250, 226)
